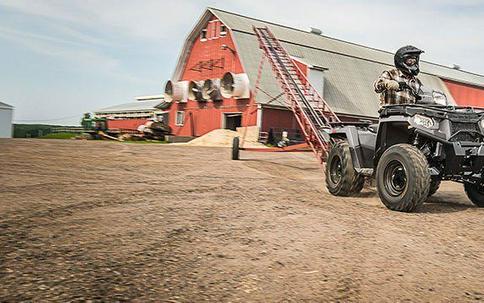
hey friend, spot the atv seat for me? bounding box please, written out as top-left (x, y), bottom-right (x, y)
top-left (368, 124), bottom-right (379, 133)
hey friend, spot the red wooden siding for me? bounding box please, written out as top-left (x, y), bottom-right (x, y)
top-left (261, 108), bottom-right (300, 132)
top-left (443, 79), bottom-right (484, 107)
top-left (292, 57), bottom-right (309, 77)
top-left (107, 119), bottom-right (148, 130)
top-left (168, 16), bottom-right (257, 137)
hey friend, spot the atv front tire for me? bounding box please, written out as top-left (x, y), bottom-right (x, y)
top-left (325, 141), bottom-right (364, 196)
top-left (376, 144), bottom-right (430, 212)
top-left (464, 183), bottom-right (484, 207)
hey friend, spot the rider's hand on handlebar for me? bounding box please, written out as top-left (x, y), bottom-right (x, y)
top-left (385, 80), bottom-right (400, 91)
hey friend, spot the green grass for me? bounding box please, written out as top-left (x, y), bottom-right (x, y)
top-left (39, 132), bottom-right (78, 139)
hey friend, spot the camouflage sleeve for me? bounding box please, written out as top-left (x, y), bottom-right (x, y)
top-left (373, 71), bottom-right (392, 93)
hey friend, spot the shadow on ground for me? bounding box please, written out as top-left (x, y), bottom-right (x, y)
top-left (419, 198), bottom-right (475, 214)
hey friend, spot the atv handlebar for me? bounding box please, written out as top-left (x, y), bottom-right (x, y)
top-left (397, 81), bottom-right (422, 100)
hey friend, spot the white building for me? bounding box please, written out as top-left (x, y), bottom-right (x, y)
top-left (0, 102), bottom-right (14, 138)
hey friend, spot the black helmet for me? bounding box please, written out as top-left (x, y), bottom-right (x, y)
top-left (394, 45), bottom-right (424, 76)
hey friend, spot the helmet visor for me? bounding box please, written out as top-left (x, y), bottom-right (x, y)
top-left (404, 57), bottom-right (418, 66)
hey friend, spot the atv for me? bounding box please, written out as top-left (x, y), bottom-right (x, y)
top-left (326, 85), bottom-right (484, 212)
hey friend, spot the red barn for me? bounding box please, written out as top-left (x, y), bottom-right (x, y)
top-left (94, 95), bottom-right (169, 132)
top-left (164, 8), bottom-right (484, 141)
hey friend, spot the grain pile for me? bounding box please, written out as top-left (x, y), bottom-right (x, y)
top-left (186, 127), bottom-right (266, 148)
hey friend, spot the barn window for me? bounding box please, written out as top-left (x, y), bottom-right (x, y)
top-left (156, 112), bottom-right (168, 124)
top-left (308, 66), bottom-right (328, 97)
top-left (200, 29), bottom-right (207, 41)
top-left (176, 111), bottom-right (185, 126)
top-left (220, 25), bottom-right (227, 36)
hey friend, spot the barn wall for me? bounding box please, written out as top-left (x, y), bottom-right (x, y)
top-left (292, 58), bottom-right (309, 77)
top-left (0, 108), bottom-right (13, 138)
top-left (261, 107), bottom-right (375, 138)
top-left (443, 79), bottom-right (484, 107)
top-left (168, 16), bottom-right (258, 137)
top-left (107, 119), bottom-right (148, 131)
top-left (261, 108), bottom-right (299, 132)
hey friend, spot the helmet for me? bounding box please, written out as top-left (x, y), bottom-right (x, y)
top-left (394, 45), bottom-right (424, 76)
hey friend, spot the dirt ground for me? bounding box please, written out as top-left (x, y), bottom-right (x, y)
top-left (0, 139), bottom-right (482, 302)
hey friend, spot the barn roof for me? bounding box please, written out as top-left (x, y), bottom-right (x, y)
top-left (174, 8), bottom-right (484, 118)
top-left (95, 100), bottom-right (166, 114)
top-left (0, 101), bottom-right (14, 110)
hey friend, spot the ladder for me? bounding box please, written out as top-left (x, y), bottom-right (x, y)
top-left (253, 26), bottom-right (341, 162)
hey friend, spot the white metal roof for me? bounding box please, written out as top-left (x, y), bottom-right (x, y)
top-left (210, 8), bottom-right (484, 87)
top-left (94, 100), bottom-right (164, 114)
top-left (0, 101), bottom-right (14, 110)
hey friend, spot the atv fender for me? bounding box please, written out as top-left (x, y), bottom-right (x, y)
top-left (330, 126), bottom-right (365, 170)
top-left (374, 118), bottom-right (412, 166)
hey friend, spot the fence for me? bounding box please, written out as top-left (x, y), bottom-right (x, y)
top-left (51, 126), bottom-right (84, 133)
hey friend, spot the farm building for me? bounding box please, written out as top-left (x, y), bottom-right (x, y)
top-left (0, 101), bottom-right (14, 138)
top-left (94, 95), bottom-right (169, 131)
top-left (162, 7), bottom-right (484, 141)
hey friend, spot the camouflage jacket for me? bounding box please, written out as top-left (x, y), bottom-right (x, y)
top-left (374, 68), bottom-right (422, 106)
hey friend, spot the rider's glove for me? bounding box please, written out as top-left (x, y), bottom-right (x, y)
top-left (385, 80), bottom-right (400, 91)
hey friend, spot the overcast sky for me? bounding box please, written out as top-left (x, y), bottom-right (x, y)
top-left (1, 0), bottom-right (483, 125)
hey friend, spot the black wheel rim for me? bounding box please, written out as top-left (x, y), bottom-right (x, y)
top-left (383, 160), bottom-right (407, 197)
top-left (329, 155), bottom-right (343, 185)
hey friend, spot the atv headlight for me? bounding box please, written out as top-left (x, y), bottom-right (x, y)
top-left (413, 114), bottom-right (436, 129)
top-left (432, 91), bottom-right (448, 105)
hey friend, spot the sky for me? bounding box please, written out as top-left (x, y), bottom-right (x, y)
top-left (0, 0), bottom-right (483, 125)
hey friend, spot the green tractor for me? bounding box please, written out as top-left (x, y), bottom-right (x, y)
top-left (81, 113), bottom-right (108, 139)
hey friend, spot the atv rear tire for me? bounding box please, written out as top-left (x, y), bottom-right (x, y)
top-left (326, 141), bottom-right (364, 196)
top-left (376, 144), bottom-right (430, 212)
top-left (464, 183), bottom-right (484, 207)
top-left (428, 178), bottom-right (441, 197)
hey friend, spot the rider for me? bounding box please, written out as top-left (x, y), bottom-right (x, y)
top-left (374, 45), bottom-right (424, 106)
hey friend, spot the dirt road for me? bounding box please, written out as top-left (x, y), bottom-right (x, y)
top-left (0, 139), bottom-right (482, 302)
